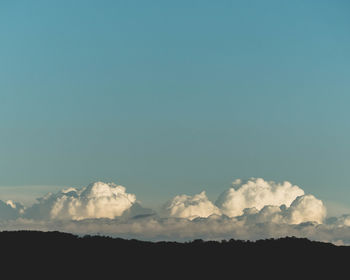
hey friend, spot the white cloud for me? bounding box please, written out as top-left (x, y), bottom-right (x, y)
top-left (285, 194), bottom-right (326, 224)
top-left (162, 178), bottom-right (326, 225)
top-left (240, 194), bottom-right (326, 224)
top-left (162, 191), bottom-right (220, 220)
top-left (0, 178), bottom-right (347, 244)
top-left (24, 182), bottom-right (137, 220)
top-left (215, 178), bottom-right (305, 217)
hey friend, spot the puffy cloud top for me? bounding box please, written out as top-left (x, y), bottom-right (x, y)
top-left (0, 178), bottom-right (331, 242)
top-left (163, 191), bottom-right (221, 220)
top-left (241, 194), bottom-right (326, 224)
top-left (25, 182), bottom-right (137, 220)
top-left (0, 178), bottom-right (345, 244)
top-left (285, 194), bottom-right (326, 224)
top-left (215, 178), bottom-right (305, 217)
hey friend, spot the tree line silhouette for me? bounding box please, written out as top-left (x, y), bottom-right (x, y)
top-left (0, 230), bottom-right (347, 278)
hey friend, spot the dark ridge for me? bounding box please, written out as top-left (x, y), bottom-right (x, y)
top-left (0, 230), bottom-right (346, 278)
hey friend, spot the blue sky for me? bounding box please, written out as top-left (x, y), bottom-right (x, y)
top-left (1, 0), bottom-right (350, 212)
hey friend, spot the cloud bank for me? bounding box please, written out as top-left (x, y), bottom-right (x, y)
top-left (0, 178), bottom-right (348, 244)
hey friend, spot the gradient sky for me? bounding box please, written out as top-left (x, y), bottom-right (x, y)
top-left (1, 1), bottom-right (350, 213)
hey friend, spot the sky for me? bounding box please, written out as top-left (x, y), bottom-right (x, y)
top-left (1, 0), bottom-right (350, 219)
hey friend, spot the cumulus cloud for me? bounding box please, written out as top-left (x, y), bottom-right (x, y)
top-left (0, 200), bottom-right (24, 220)
top-left (215, 178), bottom-right (305, 217)
top-left (286, 194), bottom-right (326, 224)
top-left (239, 194), bottom-right (326, 224)
top-left (162, 191), bottom-right (221, 220)
top-left (1, 178), bottom-right (327, 226)
top-left (161, 178), bottom-right (326, 224)
top-left (0, 178), bottom-right (347, 244)
top-left (24, 182), bottom-right (138, 220)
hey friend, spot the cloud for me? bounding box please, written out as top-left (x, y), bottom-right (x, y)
top-left (1, 215), bottom-right (350, 245)
top-left (2, 178), bottom-right (327, 226)
top-left (215, 178), bottom-right (305, 217)
top-left (0, 200), bottom-right (24, 220)
top-left (285, 194), bottom-right (326, 224)
top-left (162, 191), bottom-right (221, 220)
top-left (0, 178), bottom-right (347, 244)
top-left (24, 182), bottom-right (138, 220)
top-left (161, 179), bottom-right (325, 224)
top-left (0, 185), bottom-right (64, 206)
top-left (327, 215), bottom-right (350, 227)
top-left (239, 194), bottom-right (326, 224)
